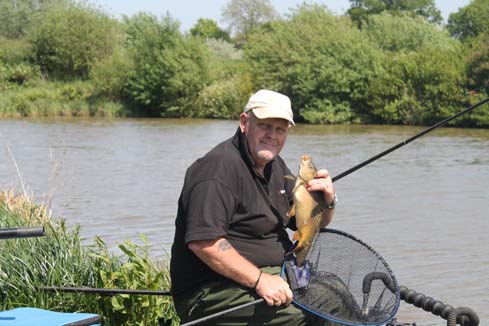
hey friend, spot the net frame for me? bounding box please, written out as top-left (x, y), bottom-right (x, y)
top-left (282, 228), bottom-right (400, 326)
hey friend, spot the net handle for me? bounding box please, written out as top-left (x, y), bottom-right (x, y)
top-left (363, 272), bottom-right (397, 294)
top-left (179, 299), bottom-right (264, 326)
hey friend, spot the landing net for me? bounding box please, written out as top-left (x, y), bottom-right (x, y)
top-left (283, 228), bottom-right (400, 326)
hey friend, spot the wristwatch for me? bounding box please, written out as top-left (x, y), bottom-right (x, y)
top-left (326, 193), bottom-right (338, 209)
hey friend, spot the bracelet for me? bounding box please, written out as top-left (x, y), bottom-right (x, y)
top-left (326, 192), bottom-right (338, 209)
top-left (253, 270), bottom-right (263, 290)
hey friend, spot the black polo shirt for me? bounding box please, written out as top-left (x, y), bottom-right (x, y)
top-left (170, 128), bottom-right (295, 295)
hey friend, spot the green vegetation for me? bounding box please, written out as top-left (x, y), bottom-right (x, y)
top-left (1, 0), bottom-right (489, 127)
top-left (0, 191), bottom-right (179, 325)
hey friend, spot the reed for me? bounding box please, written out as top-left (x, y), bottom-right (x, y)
top-left (0, 81), bottom-right (128, 118)
top-left (0, 191), bottom-right (179, 325)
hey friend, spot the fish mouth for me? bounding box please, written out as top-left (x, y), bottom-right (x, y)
top-left (301, 154), bottom-right (311, 161)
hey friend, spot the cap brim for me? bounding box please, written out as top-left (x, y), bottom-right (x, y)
top-left (252, 107), bottom-right (295, 126)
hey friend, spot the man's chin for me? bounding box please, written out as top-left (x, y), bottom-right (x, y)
top-left (256, 150), bottom-right (276, 162)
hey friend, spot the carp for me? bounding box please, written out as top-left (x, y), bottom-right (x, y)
top-left (288, 155), bottom-right (325, 266)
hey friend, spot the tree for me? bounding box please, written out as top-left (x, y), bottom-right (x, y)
top-left (465, 37), bottom-right (489, 94)
top-left (28, 2), bottom-right (119, 78)
top-left (364, 13), bottom-right (464, 125)
top-left (447, 0), bottom-right (489, 41)
top-left (0, 0), bottom-right (69, 39)
top-left (245, 4), bottom-right (386, 124)
top-left (347, 0), bottom-right (442, 27)
top-left (221, 0), bottom-right (278, 37)
top-left (190, 18), bottom-right (230, 41)
top-left (364, 12), bottom-right (457, 53)
top-left (122, 13), bottom-right (210, 116)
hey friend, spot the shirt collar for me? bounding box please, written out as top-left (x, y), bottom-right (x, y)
top-left (232, 128), bottom-right (273, 181)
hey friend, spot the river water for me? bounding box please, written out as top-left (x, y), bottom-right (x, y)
top-left (0, 118), bottom-right (488, 325)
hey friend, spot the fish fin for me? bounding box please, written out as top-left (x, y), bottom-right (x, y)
top-left (284, 174), bottom-right (296, 181)
top-left (288, 203), bottom-right (296, 217)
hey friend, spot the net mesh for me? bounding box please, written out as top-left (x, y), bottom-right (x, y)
top-left (284, 229), bottom-right (400, 326)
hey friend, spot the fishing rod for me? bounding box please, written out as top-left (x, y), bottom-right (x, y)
top-left (0, 227), bottom-right (44, 240)
top-left (40, 286), bottom-right (170, 296)
top-left (332, 95), bottom-right (489, 182)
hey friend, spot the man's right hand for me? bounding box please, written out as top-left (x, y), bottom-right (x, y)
top-left (255, 273), bottom-right (293, 307)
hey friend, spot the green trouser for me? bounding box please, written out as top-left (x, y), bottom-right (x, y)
top-left (173, 266), bottom-right (329, 326)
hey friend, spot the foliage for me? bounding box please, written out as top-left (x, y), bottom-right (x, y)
top-left (364, 12), bottom-right (457, 53)
top-left (362, 12), bottom-right (465, 125)
top-left (0, 38), bottom-right (33, 65)
top-left (0, 80), bottom-right (127, 118)
top-left (0, 62), bottom-right (40, 86)
top-left (206, 38), bottom-right (243, 62)
top-left (0, 190), bottom-right (178, 326)
top-left (447, 0), bottom-right (489, 41)
top-left (190, 18), bottom-right (231, 42)
top-left (221, 0), bottom-right (279, 37)
top-left (195, 75), bottom-right (252, 119)
top-left (245, 4), bottom-right (385, 124)
top-left (347, 0), bottom-right (442, 27)
top-left (123, 13), bottom-right (210, 116)
top-left (0, 0), bottom-right (64, 39)
top-left (90, 48), bottom-right (132, 101)
top-left (28, 1), bottom-right (119, 78)
top-left (0, 1), bottom-right (489, 126)
top-left (369, 46), bottom-right (465, 125)
top-left (464, 36), bottom-right (489, 97)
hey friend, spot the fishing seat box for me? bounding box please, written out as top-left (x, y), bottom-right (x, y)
top-left (0, 307), bottom-right (100, 325)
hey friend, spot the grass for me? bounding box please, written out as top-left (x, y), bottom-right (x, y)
top-left (0, 190), bottom-right (179, 325)
top-left (0, 80), bottom-right (129, 118)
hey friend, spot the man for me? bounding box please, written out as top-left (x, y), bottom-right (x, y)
top-left (170, 89), bottom-right (337, 325)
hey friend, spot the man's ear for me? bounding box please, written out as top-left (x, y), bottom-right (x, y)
top-left (239, 112), bottom-right (248, 133)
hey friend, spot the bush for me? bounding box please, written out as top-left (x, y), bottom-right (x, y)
top-left (122, 13), bottom-right (210, 117)
top-left (364, 13), bottom-right (465, 125)
top-left (0, 190), bottom-right (178, 325)
top-left (365, 12), bottom-right (457, 53)
top-left (90, 49), bottom-right (132, 101)
top-left (0, 38), bottom-right (33, 65)
top-left (0, 0), bottom-right (38, 39)
top-left (28, 2), bottom-right (119, 78)
top-left (0, 81), bottom-right (127, 118)
top-left (196, 75), bottom-right (252, 119)
top-left (0, 63), bottom-right (40, 85)
top-left (244, 4), bottom-right (385, 124)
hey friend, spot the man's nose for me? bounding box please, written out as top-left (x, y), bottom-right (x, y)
top-left (264, 125), bottom-right (276, 137)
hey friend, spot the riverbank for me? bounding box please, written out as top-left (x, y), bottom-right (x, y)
top-left (0, 190), bottom-right (178, 326)
top-left (0, 80), bottom-right (128, 118)
top-left (3, 1), bottom-right (489, 127)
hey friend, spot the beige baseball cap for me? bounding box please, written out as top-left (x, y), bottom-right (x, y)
top-left (243, 89), bottom-right (295, 126)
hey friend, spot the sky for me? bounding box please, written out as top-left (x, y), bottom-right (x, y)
top-left (90, 0), bottom-right (472, 32)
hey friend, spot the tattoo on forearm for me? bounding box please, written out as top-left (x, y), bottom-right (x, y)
top-left (218, 239), bottom-right (232, 252)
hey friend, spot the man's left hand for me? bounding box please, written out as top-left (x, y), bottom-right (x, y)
top-left (305, 169), bottom-right (336, 207)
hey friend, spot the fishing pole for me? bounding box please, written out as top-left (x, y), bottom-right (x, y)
top-left (0, 227), bottom-right (44, 239)
top-left (40, 286), bottom-right (170, 296)
top-left (332, 96), bottom-right (489, 182)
